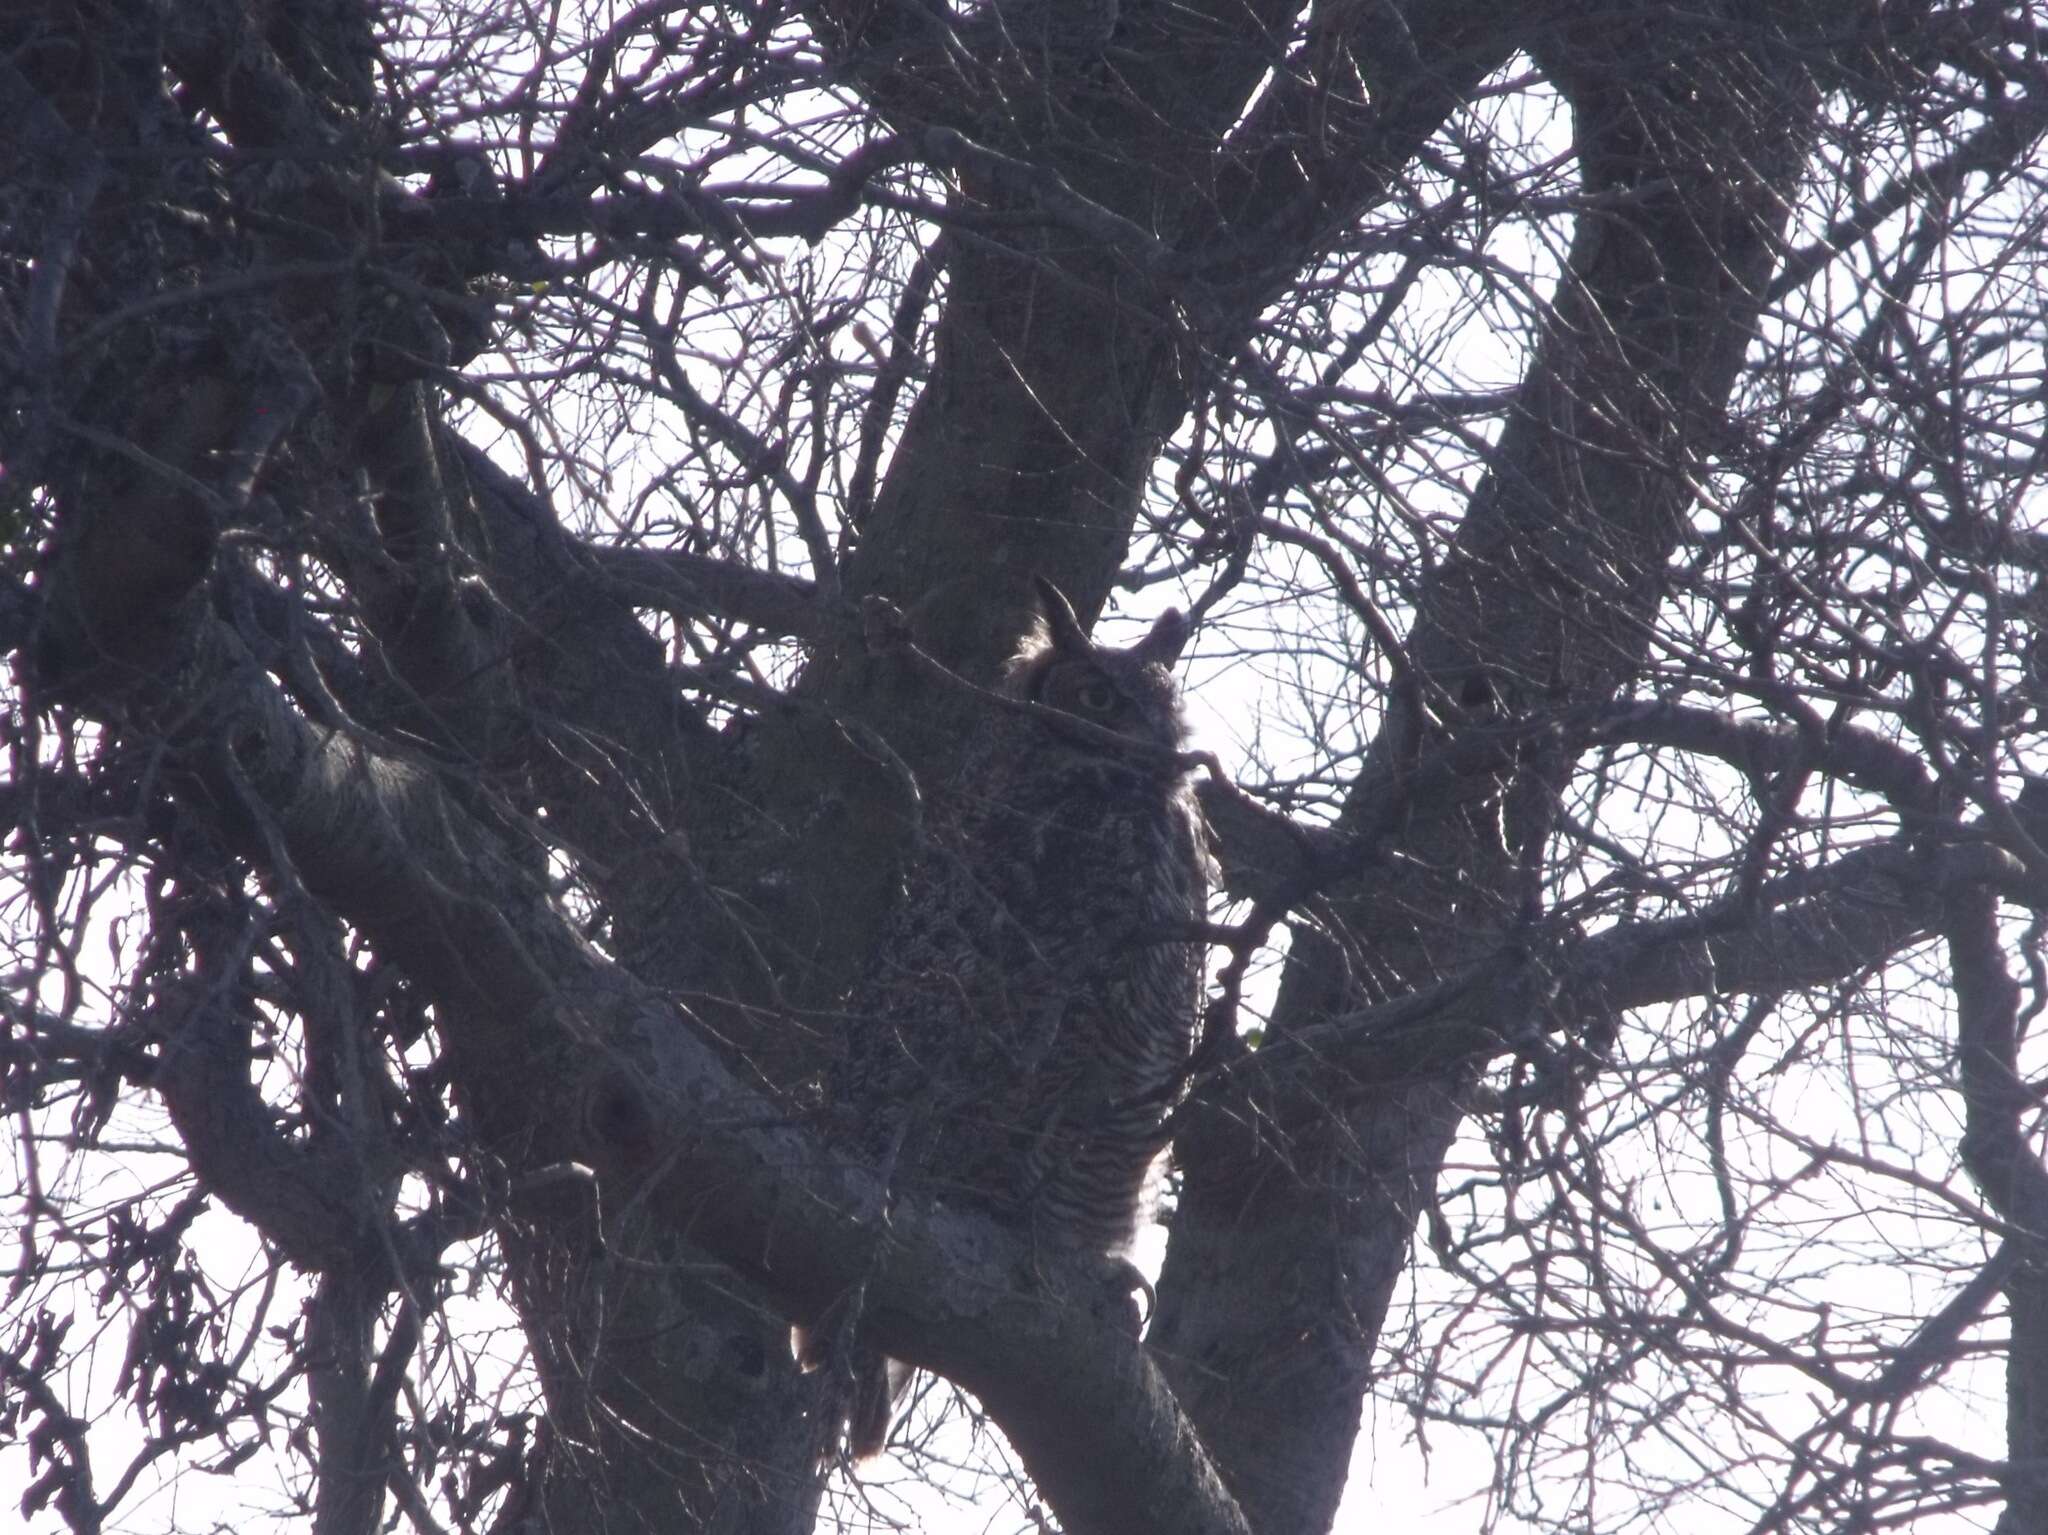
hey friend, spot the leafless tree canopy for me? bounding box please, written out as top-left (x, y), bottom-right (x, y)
top-left (5, 2), bottom-right (2048, 1533)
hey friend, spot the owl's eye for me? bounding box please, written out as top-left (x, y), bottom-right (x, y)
top-left (1074, 678), bottom-right (1119, 714)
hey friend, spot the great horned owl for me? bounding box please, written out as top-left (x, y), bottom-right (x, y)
top-left (825, 576), bottom-right (1209, 1459)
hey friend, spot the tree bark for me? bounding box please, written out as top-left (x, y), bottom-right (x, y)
top-left (1152, 21), bottom-right (1827, 1530)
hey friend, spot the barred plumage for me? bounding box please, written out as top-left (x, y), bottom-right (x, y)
top-left (826, 577), bottom-right (1209, 1458)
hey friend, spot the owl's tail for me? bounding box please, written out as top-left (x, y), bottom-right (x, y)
top-left (848, 1351), bottom-right (914, 1460)
top-left (794, 1324), bottom-right (914, 1461)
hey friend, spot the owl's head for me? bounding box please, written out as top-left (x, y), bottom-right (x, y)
top-left (1006, 576), bottom-right (1191, 760)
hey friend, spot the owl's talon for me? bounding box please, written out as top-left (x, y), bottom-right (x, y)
top-left (1106, 1256), bottom-right (1153, 1335)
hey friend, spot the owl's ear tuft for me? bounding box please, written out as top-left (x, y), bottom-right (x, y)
top-left (1133, 608), bottom-right (1189, 667)
top-left (1032, 575), bottom-right (1092, 657)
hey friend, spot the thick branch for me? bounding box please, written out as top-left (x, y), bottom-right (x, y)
top-left (1154, 19), bottom-right (1833, 1528)
top-left (1947, 890), bottom-right (2048, 1525)
top-left (144, 620), bottom-right (1250, 1535)
top-left (1200, 0), bottom-right (1526, 299)
top-left (578, 542), bottom-right (824, 639)
top-left (153, 970), bottom-right (381, 1272)
top-left (1592, 699), bottom-right (1945, 815)
top-left (1189, 836), bottom-right (2015, 1141)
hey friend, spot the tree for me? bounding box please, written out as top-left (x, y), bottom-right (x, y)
top-left (5, 0), bottom-right (2048, 1531)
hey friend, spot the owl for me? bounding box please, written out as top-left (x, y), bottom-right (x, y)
top-left (824, 576), bottom-right (1210, 1459)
